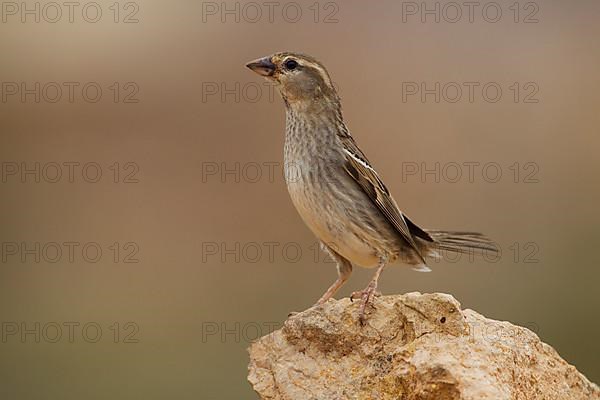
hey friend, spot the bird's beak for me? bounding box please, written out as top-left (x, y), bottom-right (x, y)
top-left (246, 57), bottom-right (276, 77)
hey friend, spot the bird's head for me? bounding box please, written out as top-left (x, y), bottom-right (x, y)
top-left (246, 52), bottom-right (339, 110)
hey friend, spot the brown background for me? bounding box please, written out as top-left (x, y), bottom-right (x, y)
top-left (1, 0), bottom-right (599, 398)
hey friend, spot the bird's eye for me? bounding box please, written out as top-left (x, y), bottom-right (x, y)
top-left (284, 59), bottom-right (298, 70)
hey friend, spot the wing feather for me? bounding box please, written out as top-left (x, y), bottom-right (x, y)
top-left (339, 135), bottom-right (428, 264)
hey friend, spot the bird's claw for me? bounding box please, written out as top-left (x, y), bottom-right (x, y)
top-left (350, 286), bottom-right (381, 325)
top-left (350, 288), bottom-right (381, 302)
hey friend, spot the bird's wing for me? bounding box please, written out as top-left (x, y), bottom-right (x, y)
top-left (339, 135), bottom-right (432, 264)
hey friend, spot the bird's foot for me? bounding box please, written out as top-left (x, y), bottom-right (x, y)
top-left (350, 288), bottom-right (382, 302)
top-left (350, 286), bottom-right (381, 325)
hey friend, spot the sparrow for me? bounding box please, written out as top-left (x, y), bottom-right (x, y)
top-left (246, 52), bottom-right (497, 324)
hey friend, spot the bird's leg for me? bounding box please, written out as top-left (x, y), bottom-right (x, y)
top-left (314, 243), bottom-right (352, 305)
top-left (351, 258), bottom-right (387, 325)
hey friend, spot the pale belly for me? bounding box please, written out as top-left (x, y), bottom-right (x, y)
top-left (293, 201), bottom-right (381, 267)
top-left (286, 173), bottom-right (390, 268)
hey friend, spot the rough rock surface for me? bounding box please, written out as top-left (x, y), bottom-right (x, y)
top-left (248, 292), bottom-right (599, 400)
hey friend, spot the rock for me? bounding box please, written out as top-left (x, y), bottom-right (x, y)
top-left (248, 292), bottom-right (599, 400)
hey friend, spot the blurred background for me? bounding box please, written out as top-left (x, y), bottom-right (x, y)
top-left (1, 0), bottom-right (599, 398)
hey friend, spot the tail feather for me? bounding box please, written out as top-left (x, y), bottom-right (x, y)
top-left (424, 230), bottom-right (498, 255)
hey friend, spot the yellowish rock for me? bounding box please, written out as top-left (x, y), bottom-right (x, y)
top-left (248, 293), bottom-right (599, 400)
